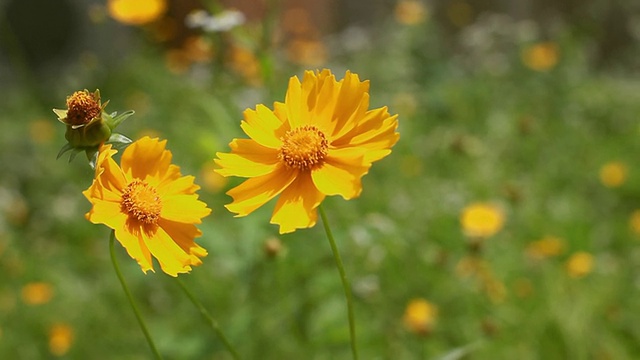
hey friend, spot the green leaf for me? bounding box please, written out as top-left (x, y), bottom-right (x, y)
top-left (56, 143), bottom-right (75, 159)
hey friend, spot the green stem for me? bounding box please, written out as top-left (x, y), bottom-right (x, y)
top-left (319, 204), bottom-right (359, 360)
top-left (109, 230), bottom-right (163, 360)
top-left (176, 277), bottom-right (241, 360)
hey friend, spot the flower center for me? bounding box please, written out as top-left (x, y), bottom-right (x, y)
top-left (279, 125), bottom-right (328, 171)
top-left (121, 179), bottom-right (162, 225)
top-left (66, 91), bottom-right (101, 126)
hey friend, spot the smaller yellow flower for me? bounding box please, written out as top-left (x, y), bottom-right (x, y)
top-left (521, 42), bottom-right (559, 72)
top-left (395, 0), bottom-right (428, 25)
top-left (526, 236), bottom-right (565, 259)
top-left (566, 252), bottom-right (594, 278)
top-left (630, 210), bottom-right (640, 236)
top-left (460, 203), bottom-right (505, 238)
top-left (403, 298), bottom-right (438, 335)
top-left (108, 0), bottom-right (167, 25)
top-left (599, 161), bottom-right (627, 188)
top-left (83, 137), bottom-right (211, 276)
top-left (21, 282), bottom-right (54, 305)
top-left (49, 323), bottom-right (74, 356)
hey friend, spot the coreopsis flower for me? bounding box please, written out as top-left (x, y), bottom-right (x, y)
top-left (599, 161), bottom-right (627, 188)
top-left (107, 0), bottom-right (167, 25)
top-left (21, 282), bottom-right (54, 305)
top-left (53, 89), bottom-right (134, 165)
top-left (565, 252), bottom-right (594, 279)
top-left (526, 236), bottom-right (565, 260)
top-left (215, 69), bottom-right (400, 233)
top-left (630, 210), bottom-right (640, 236)
top-left (403, 298), bottom-right (438, 335)
top-left (49, 323), bottom-right (74, 356)
top-left (83, 137), bottom-right (211, 276)
top-left (460, 202), bottom-right (505, 239)
top-left (521, 42), bottom-right (559, 72)
top-left (394, 0), bottom-right (429, 25)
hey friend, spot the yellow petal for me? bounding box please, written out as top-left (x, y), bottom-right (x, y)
top-left (215, 139), bottom-right (280, 177)
top-left (114, 223), bottom-right (154, 274)
top-left (270, 173), bottom-right (325, 234)
top-left (159, 174), bottom-right (200, 196)
top-left (284, 75), bottom-right (304, 129)
top-left (225, 166), bottom-right (297, 216)
top-left (161, 194), bottom-right (211, 223)
top-left (158, 219), bottom-right (207, 266)
top-left (240, 105), bottom-right (287, 149)
top-left (142, 226), bottom-right (193, 277)
top-left (311, 148), bottom-right (370, 199)
top-left (333, 108), bottom-right (399, 162)
top-left (94, 146), bottom-right (127, 193)
top-left (328, 71), bottom-right (371, 139)
top-left (85, 198), bottom-right (126, 227)
top-left (121, 137), bottom-right (172, 180)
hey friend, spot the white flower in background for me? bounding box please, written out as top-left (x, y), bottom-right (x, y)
top-left (186, 9), bottom-right (245, 32)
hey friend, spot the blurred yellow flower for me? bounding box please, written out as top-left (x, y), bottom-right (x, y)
top-left (460, 203), bottom-right (505, 238)
top-left (526, 236), bottom-right (565, 259)
top-left (215, 69), bottom-right (400, 233)
top-left (286, 39), bottom-right (328, 67)
top-left (521, 42), bottom-right (559, 72)
top-left (630, 210), bottom-right (640, 236)
top-left (29, 119), bottom-right (55, 144)
top-left (403, 298), bottom-right (438, 335)
top-left (394, 0), bottom-right (428, 25)
top-left (83, 137), bottom-right (211, 276)
top-left (227, 45), bottom-right (262, 85)
top-left (49, 323), bottom-right (74, 356)
top-left (108, 0), bottom-right (166, 25)
top-left (200, 161), bottom-right (228, 193)
top-left (566, 252), bottom-right (594, 278)
top-left (599, 161), bottom-right (627, 188)
top-left (21, 282), bottom-right (54, 305)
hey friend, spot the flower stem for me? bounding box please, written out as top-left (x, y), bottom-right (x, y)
top-left (176, 277), bottom-right (241, 360)
top-left (109, 230), bottom-right (163, 360)
top-left (319, 204), bottom-right (359, 360)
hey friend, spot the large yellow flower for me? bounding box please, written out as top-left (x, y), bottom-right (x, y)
top-left (83, 136), bottom-right (211, 276)
top-left (215, 69), bottom-right (399, 233)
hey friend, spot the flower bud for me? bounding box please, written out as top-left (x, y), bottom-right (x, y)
top-left (54, 89), bottom-right (134, 166)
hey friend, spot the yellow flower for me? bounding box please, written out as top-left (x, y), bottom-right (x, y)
top-left (83, 137), bottom-right (211, 276)
top-left (526, 236), bottom-right (565, 259)
top-left (630, 210), bottom-right (640, 236)
top-left (403, 298), bottom-right (438, 335)
top-left (215, 69), bottom-right (399, 233)
top-left (394, 0), bottom-right (429, 25)
top-left (521, 42), bottom-right (559, 72)
top-left (21, 282), bottom-right (54, 305)
top-left (599, 161), bottom-right (627, 188)
top-left (566, 252), bottom-right (594, 278)
top-left (460, 203), bottom-right (505, 238)
top-left (49, 323), bottom-right (74, 356)
top-left (108, 0), bottom-right (166, 25)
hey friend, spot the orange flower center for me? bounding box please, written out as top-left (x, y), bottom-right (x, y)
top-left (121, 179), bottom-right (162, 225)
top-left (66, 91), bottom-right (101, 126)
top-left (279, 125), bottom-right (328, 171)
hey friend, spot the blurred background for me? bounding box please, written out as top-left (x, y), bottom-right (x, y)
top-left (1, 0), bottom-right (640, 358)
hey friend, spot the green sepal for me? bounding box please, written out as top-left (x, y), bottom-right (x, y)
top-left (104, 110), bottom-right (135, 130)
top-left (107, 133), bottom-right (133, 150)
top-left (56, 142), bottom-right (75, 160)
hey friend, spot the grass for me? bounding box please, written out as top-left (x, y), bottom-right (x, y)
top-left (1, 3), bottom-right (640, 359)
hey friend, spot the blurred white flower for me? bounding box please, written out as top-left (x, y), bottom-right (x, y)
top-left (186, 9), bottom-right (245, 32)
